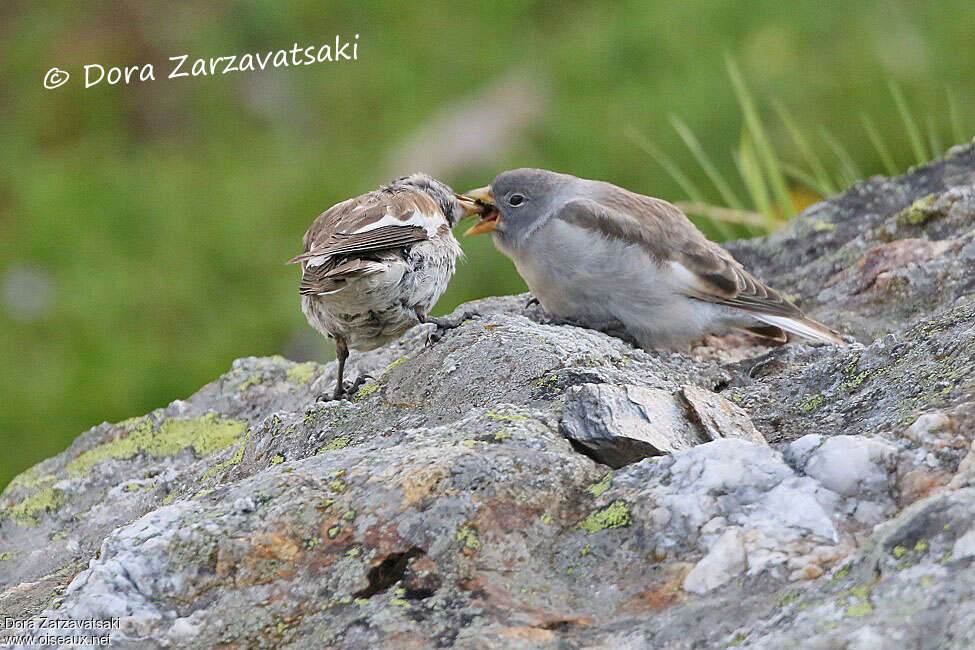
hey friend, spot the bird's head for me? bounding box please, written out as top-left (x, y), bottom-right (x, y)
top-left (393, 172), bottom-right (485, 227)
top-left (462, 168), bottom-right (575, 247)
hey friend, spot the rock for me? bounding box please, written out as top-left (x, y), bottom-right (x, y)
top-left (953, 527), bottom-right (975, 560)
top-left (801, 435), bottom-right (897, 499)
top-left (1, 143), bottom-right (974, 648)
top-left (683, 527), bottom-right (747, 594)
top-left (560, 384), bottom-right (701, 467)
top-left (680, 384), bottom-right (767, 445)
top-left (560, 383), bottom-right (766, 468)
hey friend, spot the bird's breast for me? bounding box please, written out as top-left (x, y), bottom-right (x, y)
top-left (502, 220), bottom-right (678, 321)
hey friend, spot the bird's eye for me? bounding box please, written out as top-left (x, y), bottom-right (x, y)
top-left (508, 193), bottom-right (526, 207)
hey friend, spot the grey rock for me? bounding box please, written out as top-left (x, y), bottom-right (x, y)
top-left (1, 143), bottom-right (975, 648)
top-left (680, 384), bottom-right (767, 445)
top-left (560, 383), bottom-right (766, 468)
top-left (560, 384), bottom-right (700, 467)
top-left (683, 526), bottom-right (747, 594)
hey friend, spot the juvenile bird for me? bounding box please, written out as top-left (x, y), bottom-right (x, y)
top-left (288, 173), bottom-right (482, 400)
top-left (464, 168), bottom-right (843, 349)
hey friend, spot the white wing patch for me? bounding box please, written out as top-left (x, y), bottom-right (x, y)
top-left (351, 206), bottom-right (441, 236)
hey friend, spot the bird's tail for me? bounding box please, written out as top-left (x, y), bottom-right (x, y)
top-left (752, 313), bottom-right (845, 345)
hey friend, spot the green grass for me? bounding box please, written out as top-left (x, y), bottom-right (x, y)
top-left (634, 61), bottom-right (968, 236)
top-left (1, 1), bottom-right (974, 490)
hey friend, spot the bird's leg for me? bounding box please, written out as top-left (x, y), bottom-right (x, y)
top-left (325, 336), bottom-right (350, 401)
top-left (415, 308), bottom-right (479, 345)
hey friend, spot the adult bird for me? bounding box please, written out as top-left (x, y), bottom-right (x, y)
top-left (288, 173), bottom-right (483, 400)
top-left (464, 168), bottom-right (843, 349)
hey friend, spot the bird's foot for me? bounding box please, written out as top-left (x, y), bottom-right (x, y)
top-left (424, 311), bottom-right (480, 345)
top-left (317, 374), bottom-right (374, 402)
top-left (524, 295), bottom-right (540, 310)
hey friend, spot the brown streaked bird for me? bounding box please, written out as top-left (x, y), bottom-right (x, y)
top-left (464, 168), bottom-right (844, 349)
top-left (288, 173), bottom-right (483, 400)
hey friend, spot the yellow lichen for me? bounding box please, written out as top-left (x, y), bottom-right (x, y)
top-left (67, 414), bottom-right (248, 476)
top-left (236, 374), bottom-right (261, 392)
top-left (384, 358), bottom-right (408, 372)
top-left (799, 394), bottom-right (826, 413)
top-left (485, 410), bottom-right (529, 422)
top-left (577, 500), bottom-right (632, 534)
top-left (286, 362), bottom-right (318, 385)
top-left (201, 430), bottom-right (253, 480)
top-left (6, 466), bottom-right (56, 491)
top-left (354, 383), bottom-right (380, 401)
top-left (897, 193), bottom-right (938, 226)
top-left (456, 524), bottom-right (482, 551)
top-left (317, 436), bottom-right (351, 454)
top-left (586, 472), bottom-right (613, 497)
top-left (4, 487), bottom-right (65, 527)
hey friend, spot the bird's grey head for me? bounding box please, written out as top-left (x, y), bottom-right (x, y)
top-left (393, 173), bottom-right (465, 226)
top-left (485, 168), bottom-right (577, 247)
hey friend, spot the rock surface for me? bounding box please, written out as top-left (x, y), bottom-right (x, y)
top-left (2, 143), bottom-right (974, 649)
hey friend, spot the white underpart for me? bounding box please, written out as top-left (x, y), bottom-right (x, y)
top-left (496, 219), bottom-right (757, 348)
top-left (301, 232), bottom-right (461, 351)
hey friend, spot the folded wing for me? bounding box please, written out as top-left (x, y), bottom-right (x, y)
top-left (555, 195), bottom-right (843, 344)
top-left (287, 190), bottom-right (442, 296)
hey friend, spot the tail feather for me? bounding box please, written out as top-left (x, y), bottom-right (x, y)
top-left (751, 313), bottom-right (845, 345)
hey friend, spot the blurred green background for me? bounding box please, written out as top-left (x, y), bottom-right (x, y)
top-left (1, 0), bottom-right (973, 489)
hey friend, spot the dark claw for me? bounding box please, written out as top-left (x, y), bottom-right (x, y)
top-left (347, 374), bottom-right (373, 395)
top-left (424, 311), bottom-right (480, 346)
top-left (524, 296), bottom-right (540, 310)
top-left (318, 374), bottom-right (373, 402)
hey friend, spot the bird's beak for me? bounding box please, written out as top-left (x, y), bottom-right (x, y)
top-left (460, 186), bottom-right (499, 236)
top-left (455, 193), bottom-right (484, 220)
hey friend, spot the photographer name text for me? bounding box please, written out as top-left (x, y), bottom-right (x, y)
top-left (43, 34), bottom-right (359, 90)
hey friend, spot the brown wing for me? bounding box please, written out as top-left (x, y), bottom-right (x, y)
top-left (298, 255), bottom-right (398, 295)
top-left (287, 224), bottom-right (428, 265)
top-left (288, 188), bottom-right (443, 295)
top-left (555, 193), bottom-right (842, 343)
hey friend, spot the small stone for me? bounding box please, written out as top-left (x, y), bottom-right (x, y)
top-left (803, 436), bottom-right (897, 499)
top-left (680, 385), bottom-right (767, 446)
top-left (683, 527), bottom-right (747, 594)
top-left (952, 528), bottom-right (975, 560)
top-left (905, 412), bottom-right (951, 442)
top-left (560, 384), bottom-right (700, 467)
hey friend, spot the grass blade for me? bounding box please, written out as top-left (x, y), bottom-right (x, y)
top-left (926, 114), bottom-right (943, 158)
top-left (669, 115), bottom-right (745, 209)
top-left (674, 201), bottom-right (769, 228)
top-left (947, 87), bottom-right (966, 145)
top-left (779, 161), bottom-right (831, 197)
top-left (860, 114), bottom-right (898, 176)
top-left (734, 131), bottom-right (774, 233)
top-left (626, 125), bottom-right (735, 240)
top-left (625, 126), bottom-right (707, 202)
top-left (889, 80), bottom-right (929, 164)
top-left (820, 127), bottom-right (862, 187)
top-left (772, 100), bottom-right (836, 195)
top-left (725, 54), bottom-right (794, 219)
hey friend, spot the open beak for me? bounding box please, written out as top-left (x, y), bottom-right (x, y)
top-left (460, 186), bottom-right (499, 236)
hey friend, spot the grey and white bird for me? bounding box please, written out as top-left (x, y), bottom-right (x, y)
top-left (464, 168), bottom-right (843, 349)
top-left (288, 173), bottom-right (482, 400)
